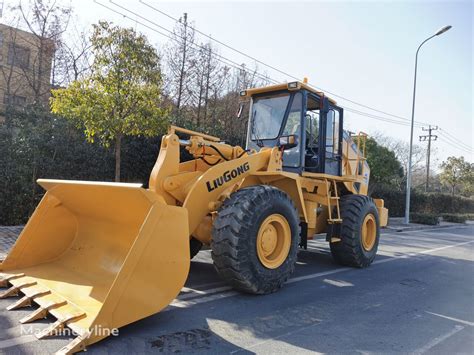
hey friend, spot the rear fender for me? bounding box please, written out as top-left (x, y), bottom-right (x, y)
top-left (243, 173), bottom-right (307, 223)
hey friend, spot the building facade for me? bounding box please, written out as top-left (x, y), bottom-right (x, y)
top-left (0, 23), bottom-right (54, 121)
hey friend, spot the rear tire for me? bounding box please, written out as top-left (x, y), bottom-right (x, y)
top-left (211, 185), bottom-right (299, 294)
top-left (329, 194), bottom-right (380, 267)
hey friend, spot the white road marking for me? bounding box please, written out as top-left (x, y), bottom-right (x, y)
top-left (178, 286), bottom-right (231, 300)
top-left (0, 335), bottom-right (37, 350)
top-left (303, 247), bottom-right (327, 254)
top-left (413, 325), bottom-right (464, 354)
top-left (410, 225), bottom-right (471, 233)
top-left (373, 255), bottom-right (409, 264)
top-left (417, 240), bottom-right (474, 254)
top-left (290, 240), bottom-right (474, 284)
top-left (287, 267), bottom-right (351, 284)
top-left (323, 279), bottom-right (354, 287)
top-left (384, 233), bottom-right (473, 243)
top-left (425, 311), bottom-right (474, 326)
top-left (185, 281), bottom-right (225, 290)
top-left (170, 291), bottom-right (238, 308)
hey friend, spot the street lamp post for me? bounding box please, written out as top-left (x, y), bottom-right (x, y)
top-left (404, 25), bottom-right (452, 225)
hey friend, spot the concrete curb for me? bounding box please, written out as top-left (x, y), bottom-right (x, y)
top-left (385, 223), bottom-right (471, 233)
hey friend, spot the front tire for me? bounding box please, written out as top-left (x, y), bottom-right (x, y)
top-left (211, 185), bottom-right (299, 294)
top-left (329, 194), bottom-right (380, 267)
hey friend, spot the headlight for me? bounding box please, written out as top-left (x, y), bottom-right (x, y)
top-left (288, 82), bottom-right (299, 89)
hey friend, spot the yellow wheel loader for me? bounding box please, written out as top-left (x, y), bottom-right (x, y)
top-left (0, 81), bottom-right (388, 353)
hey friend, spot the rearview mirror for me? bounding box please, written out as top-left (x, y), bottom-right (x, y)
top-left (278, 135), bottom-right (298, 149)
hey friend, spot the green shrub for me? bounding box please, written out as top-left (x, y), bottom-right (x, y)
top-left (371, 185), bottom-right (474, 217)
top-left (0, 106), bottom-right (163, 225)
top-left (462, 213), bottom-right (474, 221)
top-left (410, 213), bottom-right (439, 225)
top-left (441, 214), bottom-right (467, 223)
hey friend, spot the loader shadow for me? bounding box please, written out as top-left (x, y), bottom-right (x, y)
top-left (81, 247), bottom-right (342, 353)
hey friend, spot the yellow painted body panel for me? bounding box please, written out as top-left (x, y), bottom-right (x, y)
top-left (374, 198), bottom-right (389, 227)
top-left (242, 82), bottom-right (338, 104)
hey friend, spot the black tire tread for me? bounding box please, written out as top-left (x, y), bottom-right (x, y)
top-left (211, 185), bottom-right (299, 294)
top-left (329, 194), bottom-right (379, 268)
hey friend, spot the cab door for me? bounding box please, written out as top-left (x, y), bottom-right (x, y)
top-left (323, 106), bottom-right (343, 176)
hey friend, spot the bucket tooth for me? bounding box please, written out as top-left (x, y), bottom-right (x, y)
top-left (56, 331), bottom-right (92, 355)
top-left (36, 312), bottom-right (85, 339)
top-left (0, 273), bottom-right (25, 287)
top-left (0, 281), bottom-right (36, 299)
top-left (20, 300), bottom-right (67, 324)
top-left (6, 290), bottom-right (50, 310)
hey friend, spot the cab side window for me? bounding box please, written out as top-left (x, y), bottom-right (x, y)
top-left (282, 92), bottom-right (303, 167)
top-left (304, 96), bottom-right (320, 172)
top-left (325, 109), bottom-right (341, 175)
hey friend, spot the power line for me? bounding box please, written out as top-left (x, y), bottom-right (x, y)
top-left (141, 1), bottom-right (474, 151)
top-left (100, 0), bottom-right (278, 85)
top-left (139, 0), bottom-right (432, 126)
top-left (344, 107), bottom-right (410, 126)
top-left (101, 1), bottom-right (430, 129)
top-left (98, 0), bottom-right (470, 144)
top-left (438, 136), bottom-right (473, 155)
top-left (437, 129), bottom-right (472, 151)
top-left (437, 132), bottom-right (473, 153)
top-left (438, 128), bottom-right (472, 151)
top-left (93, 1), bottom-right (276, 86)
top-left (343, 106), bottom-right (426, 127)
top-left (139, 0), bottom-right (296, 81)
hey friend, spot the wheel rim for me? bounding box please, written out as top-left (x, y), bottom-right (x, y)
top-left (361, 214), bottom-right (376, 251)
top-left (256, 214), bottom-right (292, 269)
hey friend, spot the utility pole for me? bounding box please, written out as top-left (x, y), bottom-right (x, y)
top-left (419, 125), bottom-right (438, 192)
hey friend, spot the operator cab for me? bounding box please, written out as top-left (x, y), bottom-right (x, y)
top-left (243, 81), bottom-right (343, 175)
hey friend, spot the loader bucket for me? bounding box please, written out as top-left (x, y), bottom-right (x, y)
top-left (0, 179), bottom-right (190, 353)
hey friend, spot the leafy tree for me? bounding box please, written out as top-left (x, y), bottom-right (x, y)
top-left (365, 137), bottom-right (404, 194)
top-left (51, 21), bottom-right (170, 181)
top-left (439, 156), bottom-right (473, 197)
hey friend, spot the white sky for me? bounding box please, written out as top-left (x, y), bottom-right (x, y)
top-left (2, 0), bottom-right (473, 168)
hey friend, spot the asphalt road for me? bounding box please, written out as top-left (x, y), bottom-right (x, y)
top-left (1, 226), bottom-right (473, 354)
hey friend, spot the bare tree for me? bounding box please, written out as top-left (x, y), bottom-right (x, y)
top-left (161, 13), bottom-right (272, 144)
top-left (53, 21), bottom-right (92, 86)
top-left (372, 132), bottom-right (427, 179)
top-left (12, 0), bottom-right (72, 103)
top-left (164, 13), bottom-right (196, 124)
top-left (190, 41), bottom-right (227, 127)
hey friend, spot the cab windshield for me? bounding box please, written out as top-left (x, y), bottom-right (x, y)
top-left (250, 93), bottom-right (290, 141)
